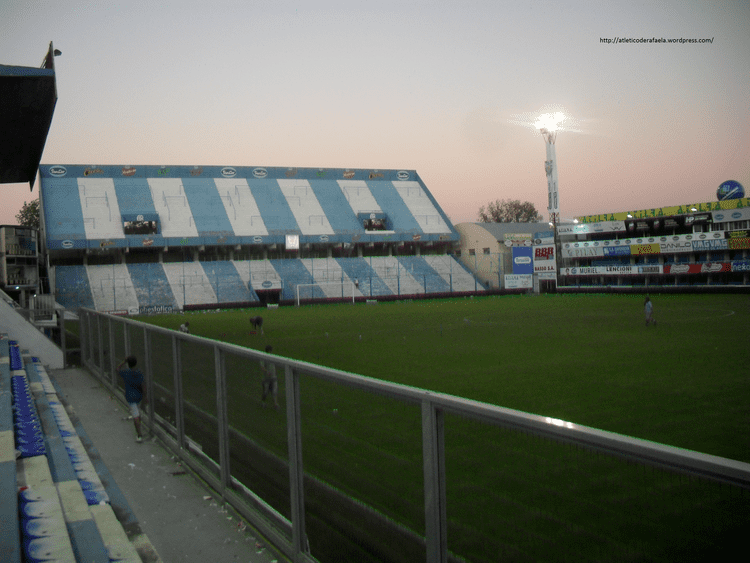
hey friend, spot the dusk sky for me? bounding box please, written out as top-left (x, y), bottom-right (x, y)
top-left (2, 0), bottom-right (748, 227)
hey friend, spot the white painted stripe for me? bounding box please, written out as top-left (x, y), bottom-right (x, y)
top-left (0, 431), bottom-right (14, 462)
top-left (56, 480), bottom-right (92, 523)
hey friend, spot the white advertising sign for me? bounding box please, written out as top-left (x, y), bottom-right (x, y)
top-left (557, 221), bottom-right (626, 235)
top-left (504, 274), bottom-right (533, 288)
top-left (562, 265), bottom-right (663, 276)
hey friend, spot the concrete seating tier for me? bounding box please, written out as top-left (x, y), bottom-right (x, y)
top-left (1, 334), bottom-right (141, 563)
top-left (55, 256), bottom-right (486, 312)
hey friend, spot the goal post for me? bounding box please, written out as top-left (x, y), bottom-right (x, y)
top-left (295, 281), bottom-right (356, 307)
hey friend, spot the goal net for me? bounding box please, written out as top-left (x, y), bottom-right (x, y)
top-left (295, 281), bottom-right (356, 307)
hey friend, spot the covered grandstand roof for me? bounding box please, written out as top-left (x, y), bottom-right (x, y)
top-left (0, 43), bottom-right (58, 188)
top-left (39, 164), bottom-right (458, 250)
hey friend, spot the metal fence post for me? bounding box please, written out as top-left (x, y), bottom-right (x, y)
top-left (97, 314), bottom-right (104, 377)
top-left (143, 329), bottom-right (154, 433)
top-left (285, 365), bottom-right (309, 561)
top-left (58, 308), bottom-right (67, 367)
top-left (172, 335), bottom-right (185, 449)
top-left (214, 345), bottom-right (231, 493)
top-left (422, 399), bottom-right (447, 563)
top-left (108, 317), bottom-right (116, 387)
top-left (79, 310), bottom-right (87, 367)
top-left (86, 311), bottom-right (93, 367)
top-left (123, 323), bottom-right (130, 358)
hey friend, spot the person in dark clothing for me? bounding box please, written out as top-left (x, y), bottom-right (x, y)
top-left (117, 356), bottom-right (146, 442)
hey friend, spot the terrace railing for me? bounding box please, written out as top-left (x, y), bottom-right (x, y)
top-left (78, 308), bottom-right (750, 563)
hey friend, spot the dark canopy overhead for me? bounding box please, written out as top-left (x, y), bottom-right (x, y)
top-left (0, 42), bottom-right (58, 189)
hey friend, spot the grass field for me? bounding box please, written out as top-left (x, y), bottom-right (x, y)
top-left (132, 293), bottom-right (750, 562)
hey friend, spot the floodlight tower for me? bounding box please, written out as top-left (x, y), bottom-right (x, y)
top-left (534, 112), bottom-right (565, 226)
top-left (534, 112), bottom-right (566, 291)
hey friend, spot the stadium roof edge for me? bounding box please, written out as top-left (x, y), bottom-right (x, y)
top-left (0, 42), bottom-right (59, 189)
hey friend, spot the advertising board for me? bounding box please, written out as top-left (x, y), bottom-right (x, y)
top-left (504, 274), bottom-right (532, 289)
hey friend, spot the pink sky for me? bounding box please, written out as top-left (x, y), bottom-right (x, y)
top-left (2, 0), bottom-right (748, 226)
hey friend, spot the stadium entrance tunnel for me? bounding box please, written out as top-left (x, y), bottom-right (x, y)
top-left (255, 289), bottom-right (281, 306)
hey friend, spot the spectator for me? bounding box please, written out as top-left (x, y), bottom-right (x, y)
top-left (117, 356), bottom-right (146, 442)
top-left (260, 345), bottom-right (279, 409)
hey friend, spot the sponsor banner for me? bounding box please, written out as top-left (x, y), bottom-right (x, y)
top-left (533, 230), bottom-right (554, 240)
top-left (533, 245), bottom-right (556, 274)
top-left (666, 263), bottom-right (731, 275)
top-left (713, 207), bottom-right (750, 223)
top-left (728, 237), bottom-right (750, 250)
top-left (139, 305), bottom-right (174, 315)
top-left (563, 265), bottom-right (663, 276)
top-left (40, 164), bottom-right (419, 183)
top-left (603, 246), bottom-right (631, 257)
top-left (558, 221), bottom-right (625, 235)
top-left (561, 244), bottom-right (605, 258)
top-left (536, 271), bottom-right (557, 279)
top-left (562, 233), bottom-right (732, 258)
top-left (577, 197), bottom-right (749, 224)
top-left (659, 240), bottom-right (693, 253)
top-left (104, 310), bottom-right (129, 316)
top-left (726, 230), bottom-right (750, 238)
top-left (630, 243), bottom-right (660, 255)
top-left (563, 267), bottom-right (599, 276)
top-left (732, 260), bottom-right (750, 273)
top-left (692, 239), bottom-right (728, 251)
top-left (637, 265), bottom-right (663, 274)
top-left (504, 274), bottom-right (532, 289)
top-left (512, 247), bottom-right (533, 274)
top-left (504, 233), bottom-right (533, 247)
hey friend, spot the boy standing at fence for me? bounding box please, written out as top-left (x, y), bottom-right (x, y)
top-left (260, 345), bottom-right (279, 409)
top-left (117, 356), bottom-right (147, 442)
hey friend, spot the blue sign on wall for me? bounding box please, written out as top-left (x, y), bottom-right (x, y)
top-left (512, 247), bottom-right (533, 274)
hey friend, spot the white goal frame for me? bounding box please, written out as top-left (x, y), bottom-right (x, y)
top-left (295, 281), bottom-right (356, 307)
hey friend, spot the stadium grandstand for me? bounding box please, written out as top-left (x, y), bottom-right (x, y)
top-left (558, 196), bottom-right (750, 289)
top-left (38, 164), bottom-right (486, 313)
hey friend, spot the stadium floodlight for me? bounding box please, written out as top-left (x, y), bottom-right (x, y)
top-left (535, 112), bottom-right (567, 227)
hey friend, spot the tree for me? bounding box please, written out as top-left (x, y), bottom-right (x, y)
top-left (16, 198), bottom-right (41, 230)
top-left (478, 199), bottom-right (543, 223)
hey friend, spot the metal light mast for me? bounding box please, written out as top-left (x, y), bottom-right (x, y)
top-left (534, 111), bottom-right (565, 226)
top-left (540, 127), bottom-right (560, 225)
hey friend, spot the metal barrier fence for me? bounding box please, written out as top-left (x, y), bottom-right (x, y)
top-left (79, 308), bottom-right (750, 563)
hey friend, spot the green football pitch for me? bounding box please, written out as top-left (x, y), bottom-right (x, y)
top-left (143, 293), bottom-right (749, 462)
top-left (135, 293), bottom-right (749, 562)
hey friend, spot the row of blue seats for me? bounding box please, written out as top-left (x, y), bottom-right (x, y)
top-left (1, 335), bottom-right (139, 562)
top-left (12, 364), bottom-right (46, 458)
